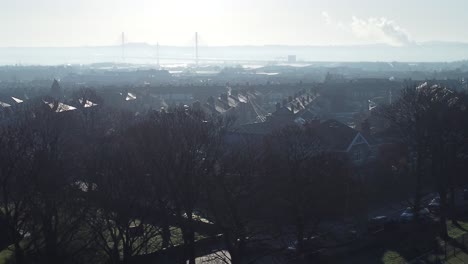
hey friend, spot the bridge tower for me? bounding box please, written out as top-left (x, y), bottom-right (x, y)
top-left (156, 42), bottom-right (160, 67)
top-left (195, 32), bottom-right (199, 66)
top-left (121, 32), bottom-right (126, 62)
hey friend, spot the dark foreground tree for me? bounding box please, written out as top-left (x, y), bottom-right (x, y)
top-left (90, 131), bottom-right (162, 264)
top-left (0, 119), bottom-right (36, 264)
top-left (264, 124), bottom-right (352, 256)
top-left (379, 84), bottom-right (468, 237)
top-left (129, 108), bottom-right (223, 264)
top-left (203, 136), bottom-right (266, 264)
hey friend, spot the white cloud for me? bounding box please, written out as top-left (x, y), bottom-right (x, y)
top-left (322, 11), bottom-right (331, 25)
top-left (336, 22), bottom-right (346, 31)
top-left (351, 16), bottom-right (412, 46)
top-left (322, 11), bottom-right (347, 32)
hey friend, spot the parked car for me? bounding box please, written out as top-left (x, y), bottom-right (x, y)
top-left (399, 207), bottom-right (430, 223)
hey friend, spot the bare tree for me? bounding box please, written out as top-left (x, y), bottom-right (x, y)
top-left (202, 135), bottom-right (266, 264)
top-left (0, 120), bottom-right (36, 264)
top-left (89, 131), bottom-right (162, 264)
top-left (12, 100), bottom-right (97, 264)
top-left (379, 84), bottom-right (468, 237)
top-left (263, 125), bottom-right (323, 255)
top-left (378, 85), bottom-right (433, 225)
top-left (129, 107), bottom-right (222, 264)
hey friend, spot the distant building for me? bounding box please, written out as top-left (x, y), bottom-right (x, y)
top-left (287, 55), bottom-right (297, 63)
top-left (314, 119), bottom-right (372, 164)
top-left (50, 79), bottom-right (62, 99)
top-left (229, 118), bottom-right (372, 165)
top-left (225, 88), bottom-right (376, 164)
top-left (197, 89), bottom-right (264, 125)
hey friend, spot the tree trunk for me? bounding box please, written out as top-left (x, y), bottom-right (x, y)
top-left (413, 150), bottom-right (423, 222)
top-left (161, 216), bottom-right (171, 249)
top-left (229, 232), bottom-right (245, 264)
top-left (14, 241), bottom-right (24, 264)
top-left (437, 143), bottom-right (448, 238)
top-left (230, 249), bottom-right (241, 264)
top-left (295, 217), bottom-right (305, 255)
top-left (44, 226), bottom-right (59, 264)
top-left (183, 230), bottom-right (196, 264)
top-left (111, 240), bottom-right (120, 264)
top-left (122, 244), bottom-right (131, 264)
top-left (183, 212), bottom-right (196, 264)
top-left (439, 189), bottom-right (449, 239)
top-left (450, 186), bottom-right (458, 225)
top-left (225, 233), bottom-right (242, 264)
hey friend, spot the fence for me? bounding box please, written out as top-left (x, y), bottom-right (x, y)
top-left (409, 232), bottom-right (468, 263)
top-left (130, 234), bottom-right (224, 264)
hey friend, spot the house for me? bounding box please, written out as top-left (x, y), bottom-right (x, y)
top-left (195, 89), bottom-right (266, 126)
top-left (225, 88), bottom-right (374, 164)
top-left (228, 116), bottom-right (372, 165)
top-left (313, 119), bottom-right (372, 164)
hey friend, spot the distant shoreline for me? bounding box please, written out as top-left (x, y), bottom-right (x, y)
top-left (1, 43), bottom-right (468, 65)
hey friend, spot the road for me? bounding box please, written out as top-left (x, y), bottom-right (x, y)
top-left (368, 188), bottom-right (468, 221)
top-left (368, 192), bottom-right (437, 220)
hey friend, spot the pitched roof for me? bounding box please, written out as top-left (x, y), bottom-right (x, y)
top-left (271, 107), bottom-right (295, 119)
top-left (314, 119), bottom-right (359, 151)
top-left (299, 109), bottom-right (317, 121)
top-left (44, 101), bottom-right (77, 113)
top-left (0, 95), bottom-right (26, 108)
top-left (232, 118), bottom-right (365, 153)
top-left (0, 101), bottom-right (11, 108)
top-left (235, 119), bottom-right (295, 136)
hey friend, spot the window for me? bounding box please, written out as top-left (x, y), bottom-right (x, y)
top-left (353, 149), bottom-right (362, 162)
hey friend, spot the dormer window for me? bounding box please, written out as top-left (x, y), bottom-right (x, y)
top-left (353, 149), bottom-right (362, 162)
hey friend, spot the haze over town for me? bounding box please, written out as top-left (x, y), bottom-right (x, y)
top-left (3, 0), bottom-right (468, 47)
top-left (2, 1), bottom-right (468, 264)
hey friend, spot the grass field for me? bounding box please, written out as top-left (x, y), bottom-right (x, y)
top-left (447, 220), bottom-right (468, 238)
top-left (380, 250), bottom-right (405, 264)
top-left (375, 219), bottom-right (468, 264)
top-left (0, 226), bottom-right (209, 264)
top-left (333, 219), bottom-right (468, 264)
top-left (2, 220), bottom-right (467, 264)
top-left (402, 219), bottom-right (468, 264)
top-left (0, 245), bottom-right (13, 264)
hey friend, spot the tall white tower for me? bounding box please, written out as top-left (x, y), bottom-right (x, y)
top-left (121, 32), bottom-right (126, 62)
top-left (195, 32), bottom-right (199, 66)
top-left (156, 42), bottom-right (160, 67)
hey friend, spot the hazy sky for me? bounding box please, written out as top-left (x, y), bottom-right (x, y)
top-left (1, 0), bottom-right (467, 47)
